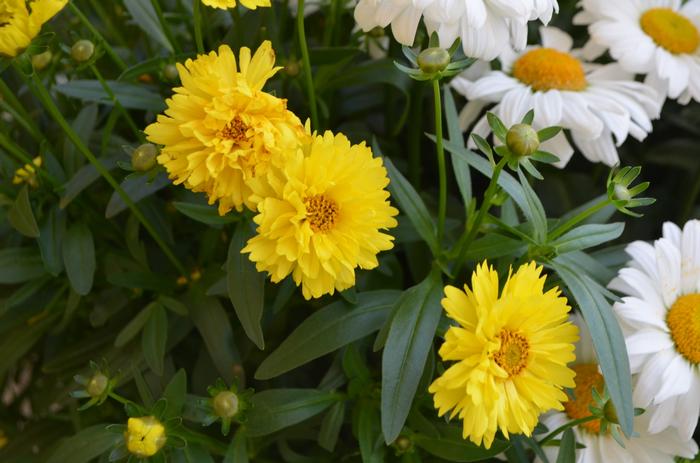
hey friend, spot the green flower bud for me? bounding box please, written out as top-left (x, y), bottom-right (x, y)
top-left (603, 399), bottom-right (619, 425)
top-left (86, 373), bottom-right (109, 398)
top-left (131, 143), bottom-right (158, 171)
top-left (284, 60), bottom-right (300, 77)
top-left (163, 64), bottom-right (179, 82)
top-left (71, 40), bottom-right (95, 63)
top-left (417, 47), bottom-right (450, 74)
top-left (506, 123), bottom-right (540, 157)
top-left (213, 391), bottom-right (239, 419)
top-left (613, 184), bottom-right (631, 201)
top-left (31, 51), bottom-right (52, 71)
top-left (394, 436), bottom-right (413, 454)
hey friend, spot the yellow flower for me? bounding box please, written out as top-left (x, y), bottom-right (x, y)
top-left (144, 41), bottom-right (306, 215)
top-left (124, 416), bottom-right (166, 458)
top-left (0, 0), bottom-right (67, 57)
top-left (201, 0), bottom-right (270, 10)
top-left (242, 131), bottom-right (398, 299)
top-left (428, 262), bottom-right (579, 449)
top-left (12, 156), bottom-right (41, 187)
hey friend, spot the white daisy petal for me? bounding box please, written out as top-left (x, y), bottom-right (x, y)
top-left (655, 238), bottom-right (682, 307)
top-left (681, 219), bottom-right (700, 293)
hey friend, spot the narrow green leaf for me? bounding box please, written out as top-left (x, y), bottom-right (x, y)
top-left (173, 201), bottom-right (239, 226)
top-left (142, 303), bottom-right (167, 376)
top-left (105, 172), bottom-right (170, 218)
top-left (517, 169), bottom-right (547, 242)
top-left (556, 429), bottom-right (576, 463)
top-left (46, 424), bottom-right (120, 463)
top-left (37, 207), bottom-right (65, 276)
top-left (486, 112), bottom-right (507, 142)
top-left (122, 0), bottom-right (174, 51)
top-left (62, 223), bottom-right (96, 295)
top-left (381, 269), bottom-right (443, 443)
top-left (443, 87), bottom-right (471, 206)
top-left (54, 80), bottom-right (166, 111)
top-left (537, 126), bottom-right (562, 143)
top-left (357, 401), bottom-right (384, 463)
top-left (246, 389), bottom-right (340, 437)
top-left (8, 185), bottom-right (39, 238)
top-left (115, 304), bottom-right (153, 347)
top-left (413, 434), bottom-right (510, 462)
top-left (224, 429), bottom-right (248, 463)
top-left (59, 155), bottom-right (119, 209)
top-left (551, 223), bottom-right (624, 254)
top-left (255, 290), bottom-right (400, 380)
top-left (63, 104), bottom-right (98, 176)
top-left (0, 247), bottom-right (45, 284)
top-left (318, 401), bottom-right (345, 452)
top-left (163, 369), bottom-right (187, 419)
top-left (227, 222), bottom-right (265, 350)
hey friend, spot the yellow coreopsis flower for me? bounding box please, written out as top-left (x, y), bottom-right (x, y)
top-left (12, 156), bottom-right (41, 187)
top-left (429, 262), bottom-right (579, 449)
top-left (144, 41), bottom-right (306, 215)
top-left (124, 416), bottom-right (166, 458)
top-left (201, 0), bottom-right (270, 10)
top-left (242, 131), bottom-right (398, 299)
top-left (0, 0), bottom-right (67, 57)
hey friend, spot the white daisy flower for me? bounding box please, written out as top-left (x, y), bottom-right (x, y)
top-left (575, 0), bottom-right (700, 105)
top-left (610, 219), bottom-right (700, 441)
top-left (352, 0), bottom-right (559, 61)
top-left (452, 27), bottom-right (661, 167)
top-left (537, 314), bottom-right (698, 463)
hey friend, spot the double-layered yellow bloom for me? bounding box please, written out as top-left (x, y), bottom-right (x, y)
top-left (243, 131), bottom-right (398, 299)
top-left (145, 41), bottom-right (305, 215)
top-left (0, 0), bottom-right (67, 57)
top-left (202, 0), bottom-right (270, 10)
top-left (429, 262), bottom-right (578, 448)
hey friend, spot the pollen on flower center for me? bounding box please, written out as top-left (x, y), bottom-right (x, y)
top-left (512, 48), bottom-right (587, 92)
top-left (564, 363), bottom-right (604, 434)
top-left (666, 293), bottom-right (700, 364)
top-left (493, 329), bottom-right (530, 377)
top-left (304, 194), bottom-right (339, 233)
top-left (640, 8), bottom-right (700, 54)
top-left (219, 117), bottom-right (249, 143)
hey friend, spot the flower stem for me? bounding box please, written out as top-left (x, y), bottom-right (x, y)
top-left (68, 1), bottom-right (128, 71)
top-left (90, 65), bottom-right (143, 142)
top-left (27, 72), bottom-right (187, 276)
top-left (296, 0), bottom-right (319, 130)
top-left (433, 79), bottom-right (447, 244)
top-left (548, 198), bottom-right (612, 241)
top-left (538, 415), bottom-right (599, 446)
top-left (150, 0), bottom-right (181, 53)
top-left (0, 79), bottom-right (46, 144)
top-left (193, 0), bottom-right (204, 54)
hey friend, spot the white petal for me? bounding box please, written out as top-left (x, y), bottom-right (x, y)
top-left (681, 219), bottom-right (700, 294)
top-left (654, 238), bottom-right (682, 307)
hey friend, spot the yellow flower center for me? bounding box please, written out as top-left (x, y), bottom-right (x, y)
top-left (493, 329), bottom-right (530, 377)
top-left (667, 293), bottom-right (700, 364)
top-left (512, 48), bottom-right (587, 92)
top-left (305, 195), bottom-right (339, 233)
top-left (564, 363), bottom-right (604, 434)
top-left (640, 8), bottom-right (700, 54)
top-left (220, 117), bottom-right (249, 143)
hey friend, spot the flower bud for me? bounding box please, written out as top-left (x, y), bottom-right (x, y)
top-left (603, 399), bottom-right (619, 425)
top-left (506, 123), bottom-right (540, 157)
top-left (284, 60), bottom-right (300, 77)
top-left (71, 40), bottom-right (95, 63)
top-left (31, 51), bottom-right (52, 71)
top-left (213, 391), bottom-right (239, 419)
top-left (613, 184), bottom-right (631, 201)
top-left (394, 436), bottom-right (413, 454)
top-left (417, 47), bottom-right (450, 74)
top-left (131, 143), bottom-right (158, 171)
top-left (163, 64), bottom-right (179, 81)
top-left (86, 373), bottom-right (109, 398)
top-left (124, 416), bottom-right (166, 457)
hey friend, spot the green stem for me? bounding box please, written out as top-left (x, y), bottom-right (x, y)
top-left (548, 198), bottom-right (612, 241)
top-left (230, 6), bottom-right (244, 47)
top-left (0, 79), bottom-right (45, 144)
top-left (193, 0), bottom-right (204, 53)
top-left (296, 0), bottom-right (319, 130)
top-left (27, 72), bottom-right (187, 276)
top-left (87, 0), bottom-right (129, 47)
top-left (151, 0), bottom-right (181, 53)
top-left (108, 391), bottom-right (135, 407)
top-left (90, 64), bottom-right (143, 141)
top-left (433, 79), bottom-right (447, 244)
top-left (68, 1), bottom-right (128, 71)
top-left (538, 415), bottom-right (599, 446)
top-left (451, 157), bottom-right (508, 277)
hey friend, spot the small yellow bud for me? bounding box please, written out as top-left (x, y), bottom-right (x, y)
top-left (31, 51), bottom-right (52, 71)
top-left (213, 391), bottom-right (239, 419)
top-left (71, 40), bottom-right (95, 63)
top-left (417, 47), bottom-right (450, 74)
top-left (86, 373), bottom-right (109, 398)
top-left (124, 416), bottom-right (166, 457)
top-left (131, 143), bottom-right (158, 171)
top-left (506, 123), bottom-right (540, 157)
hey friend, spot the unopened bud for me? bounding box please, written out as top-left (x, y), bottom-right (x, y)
top-left (163, 64), bottom-right (179, 81)
top-left (394, 436), bottom-right (413, 453)
top-left (131, 143), bottom-right (158, 171)
top-left (213, 391), bottom-right (239, 419)
top-left (603, 400), bottom-right (619, 425)
top-left (506, 123), bottom-right (540, 157)
top-left (417, 47), bottom-right (450, 74)
top-left (124, 416), bottom-right (166, 457)
top-left (71, 40), bottom-right (95, 63)
top-left (284, 60), bottom-right (300, 77)
top-left (86, 373), bottom-right (109, 398)
top-left (31, 51), bottom-right (52, 71)
top-left (613, 184), bottom-right (631, 201)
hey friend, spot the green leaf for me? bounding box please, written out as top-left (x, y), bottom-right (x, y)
top-left (517, 169), bottom-right (547, 242)
top-left (115, 304), bottom-right (153, 347)
top-left (59, 156), bottom-right (120, 209)
top-left (105, 173), bottom-right (170, 218)
top-left (8, 185), bottom-right (39, 238)
top-left (142, 303), bottom-right (168, 376)
top-left (537, 126), bottom-right (562, 143)
top-left (54, 80), bottom-right (166, 111)
top-left (63, 104), bottom-right (98, 176)
top-left (172, 201), bottom-right (239, 226)
top-left (0, 247), bottom-right (45, 284)
top-left (444, 86), bottom-right (471, 207)
top-left (486, 112), bottom-right (507, 142)
top-left (46, 424), bottom-right (120, 463)
top-left (37, 207), bottom-right (65, 276)
top-left (62, 223), bottom-right (96, 295)
top-left (227, 222), bottom-right (265, 350)
top-left (357, 401), bottom-right (384, 463)
top-left (246, 389), bottom-right (340, 437)
top-left (318, 401), bottom-right (345, 452)
top-left (381, 154), bottom-right (439, 256)
top-left (551, 223), bottom-right (624, 254)
top-left (381, 269), bottom-right (443, 443)
top-left (465, 233), bottom-right (527, 261)
top-left (122, 0), bottom-right (174, 52)
top-left (255, 290), bottom-right (400, 380)
top-left (413, 434), bottom-right (510, 462)
top-left (550, 258), bottom-right (634, 436)
top-left (556, 429), bottom-right (576, 463)
top-left (163, 369), bottom-right (187, 419)
top-left (224, 429), bottom-right (248, 463)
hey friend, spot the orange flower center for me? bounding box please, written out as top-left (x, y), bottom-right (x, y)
top-left (219, 117), bottom-right (249, 143)
top-left (305, 195), bottom-right (339, 233)
top-left (640, 8), bottom-right (700, 54)
top-left (564, 363), bottom-right (604, 434)
top-left (512, 48), bottom-right (587, 92)
top-left (667, 293), bottom-right (700, 364)
top-left (493, 329), bottom-right (530, 377)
